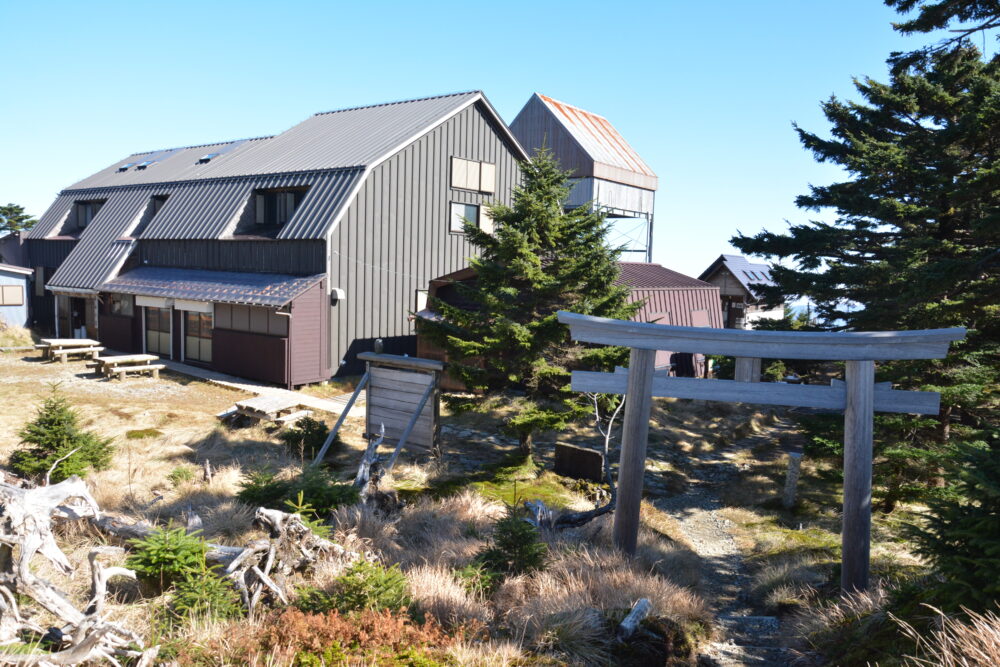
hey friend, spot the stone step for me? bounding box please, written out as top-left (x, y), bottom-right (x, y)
top-left (700, 642), bottom-right (794, 666)
top-left (715, 614), bottom-right (781, 644)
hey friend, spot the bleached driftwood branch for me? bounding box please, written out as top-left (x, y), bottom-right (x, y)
top-left (617, 597), bottom-right (652, 640)
top-left (526, 394), bottom-right (624, 530)
top-left (0, 475), bottom-right (155, 665)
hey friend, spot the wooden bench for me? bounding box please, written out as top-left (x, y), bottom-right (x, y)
top-left (91, 354), bottom-right (160, 379)
top-left (51, 346), bottom-right (104, 364)
top-left (274, 409), bottom-right (313, 426)
top-left (110, 364), bottom-right (165, 381)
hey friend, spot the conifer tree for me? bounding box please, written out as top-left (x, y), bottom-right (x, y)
top-left (11, 387), bottom-right (114, 482)
top-left (733, 30), bottom-right (1000, 506)
top-left (418, 150), bottom-right (639, 456)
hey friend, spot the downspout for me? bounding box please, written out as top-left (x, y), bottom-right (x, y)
top-left (277, 307), bottom-right (293, 390)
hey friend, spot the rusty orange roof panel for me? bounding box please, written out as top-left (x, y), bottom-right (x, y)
top-left (537, 94), bottom-right (656, 179)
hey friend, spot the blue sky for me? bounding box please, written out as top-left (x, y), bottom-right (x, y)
top-left (0, 0), bottom-right (943, 277)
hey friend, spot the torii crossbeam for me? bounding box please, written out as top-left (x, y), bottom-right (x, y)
top-left (558, 310), bottom-right (966, 593)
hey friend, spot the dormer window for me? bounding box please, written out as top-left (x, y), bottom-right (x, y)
top-left (254, 188), bottom-right (307, 227)
top-left (73, 200), bottom-right (105, 231)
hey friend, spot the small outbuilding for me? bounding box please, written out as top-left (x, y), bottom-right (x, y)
top-left (698, 254), bottom-right (784, 329)
top-left (0, 263), bottom-right (32, 329)
top-left (416, 262), bottom-right (721, 383)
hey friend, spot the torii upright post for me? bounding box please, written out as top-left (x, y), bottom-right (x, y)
top-left (842, 360), bottom-right (875, 592)
top-left (613, 348), bottom-right (656, 554)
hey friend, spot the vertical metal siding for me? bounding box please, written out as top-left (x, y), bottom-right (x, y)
top-left (328, 102), bottom-right (523, 372)
top-left (139, 239), bottom-right (325, 275)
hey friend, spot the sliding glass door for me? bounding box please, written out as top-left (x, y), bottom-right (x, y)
top-left (145, 307), bottom-right (171, 357)
top-left (184, 311), bottom-right (212, 363)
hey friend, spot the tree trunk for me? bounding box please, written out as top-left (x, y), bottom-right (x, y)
top-left (933, 404), bottom-right (953, 488)
top-left (519, 431), bottom-right (533, 457)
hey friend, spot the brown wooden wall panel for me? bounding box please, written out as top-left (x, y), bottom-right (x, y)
top-left (365, 365), bottom-right (437, 450)
top-left (289, 279), bottom-right (329, 386)
top-left (212, 329), bottom-right (288, 385)
top-left (98, 313), bottom-right (140, 353)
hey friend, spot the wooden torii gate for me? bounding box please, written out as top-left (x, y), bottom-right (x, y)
top-left (558, 311), bottom-right (966, 592)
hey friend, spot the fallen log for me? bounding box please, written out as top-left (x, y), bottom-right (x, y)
top-left (617, 598), bottom-right (652, 640)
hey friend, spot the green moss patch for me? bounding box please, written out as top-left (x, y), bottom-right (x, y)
top-left (125, 428), bottom-right (163, 440)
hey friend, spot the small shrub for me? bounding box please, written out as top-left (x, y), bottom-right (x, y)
top-left (762, 360), bottom-right (787, 382)
top-left (125, 428), bottom-right (163, 440)
top-left (454, 561), bottom-right (502, 598)
top-left (171, 567), bottom-right (243, 620)
top-left (285, 491), bottom-right (332, 538)
top-left (334, 561), bottom-right (411, 613)
top-left (127, 524), bottom-right (208, 591)
top-left (278, 416), bottom-right (339, 461)
top-left (237, 467), bottom-right (358, 516)
top-left (475, 510), bottom-right (547, 580)
top-left (10, 387), bottom-right (114, 482)
top-left (167, 466), bottom-right (194, 486)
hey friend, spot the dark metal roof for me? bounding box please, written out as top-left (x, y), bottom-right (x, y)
top-left (48, 189), bottom-right (151, 290)
top-left (102, 267), bottom-right (325, 307)
top-left (616, 262), bottom-right (714, 290)
top-left (65, 92), bottom-right (487, 190)
top-left (32, 92), bottom-right (520, 245)
top-left (698, 254), bottom-right (775, 298)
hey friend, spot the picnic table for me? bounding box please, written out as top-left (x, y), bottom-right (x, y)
top-left (89, 354), bottom-right (164, 380)
top-left (36, 338), bottom-right (104, 363)
top-left (231, 395), bottom-right (312, 425)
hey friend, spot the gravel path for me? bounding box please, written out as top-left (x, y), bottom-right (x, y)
top-left (651, 415), bottom-right (803, 666)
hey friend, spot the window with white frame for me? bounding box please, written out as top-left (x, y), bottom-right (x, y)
top-left (0, 285), bottom-right (23, 306)
top-left (450, 157), bottom-right (496, 193)
top-left (450, 202), bottom-right (479, 233)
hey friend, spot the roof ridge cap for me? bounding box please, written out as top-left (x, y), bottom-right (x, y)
top-left (314, 90), bottom-right (480, 117)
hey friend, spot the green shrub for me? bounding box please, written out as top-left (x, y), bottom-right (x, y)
top-left (475, 510), bottom-right (547, 579)
top-left (167, 466), bottom-right (194, 486)
top-left (127, 524), bottom-right (208, 591)
top-left (10, 388), bottom-right (114, 482)
top-left (296, 561), bottom-right (411, 614)
top-left (910, 443), bottom-right (1000, 611)
top-left (762, 360), bottom-right (787, 382)
top-left (171, 567), bottom-right (243, 620)
top-left (237, 467), bottom-right (358, 516)
top-left (454, 561), bottom-right (502, 597)
top-left (284, 491), bottom-right (331, 538)
top-left (278, 416), bottom-right (339, 461)
top-left (125, 428), bottom-right (163, 440)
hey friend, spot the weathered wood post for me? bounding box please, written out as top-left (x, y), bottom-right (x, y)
top-left (734, 357), bottom-right (761, 383)
top-left (782, 452), bottom-right (803, 509)
top-left (613, 348), bottom-right (656, 555)
top-left (841, 360), bottom-right (875, 592)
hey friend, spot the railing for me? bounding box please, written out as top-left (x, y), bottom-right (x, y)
top-left (558, 310), bottom-right (966, 592)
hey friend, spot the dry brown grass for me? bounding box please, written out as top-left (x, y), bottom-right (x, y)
top-left (896, 606), bottom-right (1000, 667)
top-left (493, 543), bottom-right (710, 664)
top-left (0, 323), bottom-right (33, 348)
top-left (445, 638), bottom-right (530, 666)
top-left (406, 564), bottom-right (492, 629)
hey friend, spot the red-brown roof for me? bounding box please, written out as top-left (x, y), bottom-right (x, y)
top-left (616, 263), bottom-right (714, 290)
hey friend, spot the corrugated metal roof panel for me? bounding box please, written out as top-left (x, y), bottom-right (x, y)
top-left (66, 137), bottom-right (271, 190)
top-left (517, 94), bottom-right (657, 191)
top-left (103, 267), bottom-right (324, 307)
top-left (29, 194), bottom-right (76, 238)
top-left (616, 262), bottom-right (715, 290)
top-left (47, 189), bottom-right (151, 290)
top-left (64, 92), bottom-right (483, 191)
top-left (699, 254), bottom-right (776, 299)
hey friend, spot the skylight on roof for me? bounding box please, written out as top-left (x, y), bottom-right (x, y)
top-left (136, 161), bottom-right (154, 170)
top-left (117, 163), bottom-right (135, 172)
top-left (198, 153), bottom-right (220, 164)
